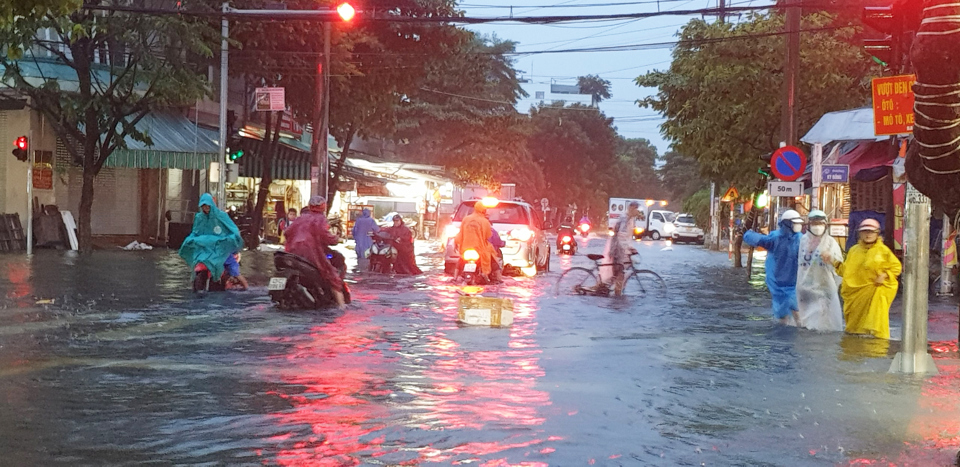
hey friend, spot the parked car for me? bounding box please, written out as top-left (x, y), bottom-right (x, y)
top-left (443, 198), bottom-right (550, 277)
top-left (671, 213), bottom-right (705, 244)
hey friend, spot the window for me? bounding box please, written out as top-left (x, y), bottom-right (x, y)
top-left (33, 150), bottom-right (54, 190)
top-left (653, 212), bottom-right (664, 222)
top-left (454, 202), bottom-right (530, 225)
top-left (535, 91), bottom-right (545, 99)
top-left (677, 215), bottom-right (695, 224)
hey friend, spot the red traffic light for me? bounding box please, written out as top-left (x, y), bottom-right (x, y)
top-left (336, 2), bottom-right (355, 21)
top-left (11, 135), bottom-right (28, 162)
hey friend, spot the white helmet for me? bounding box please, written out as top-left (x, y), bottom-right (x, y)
top-left (807, 209), bottom-right (828, 221)
top-left (780, 209), bottom-right (803, 224)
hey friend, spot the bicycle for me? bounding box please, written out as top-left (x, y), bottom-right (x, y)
top-left (555, 252), bottom-right (666, 298)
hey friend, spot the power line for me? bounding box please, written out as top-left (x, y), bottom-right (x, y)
top-left (460, 0), bottom-right (690, 9)
top-left (82, 3), bottom-right (816, 25)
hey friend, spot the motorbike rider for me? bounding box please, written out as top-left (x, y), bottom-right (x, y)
top-left (455, 203), bottom-right (495, 282)
top-left (381, 214), bottom-right (422, 275)
top-left (282, 196), bottom-right (346, 307)
top-left (179, 193), bottom-right (248, 290)
top-left (557, 220), bottom-right (577, 250)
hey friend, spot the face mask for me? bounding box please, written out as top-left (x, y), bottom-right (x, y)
top-left (809, 225), bottom-right (826, 236)
top-left (792, 223), bottom-right (803, 233)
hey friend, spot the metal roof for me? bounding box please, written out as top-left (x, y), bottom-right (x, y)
top-left (801, 107), bottom-right (889, 145)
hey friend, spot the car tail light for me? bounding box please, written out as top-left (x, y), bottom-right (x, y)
top-left (561, 235), bottom-right (572, 243)
top-left (463, 249), bottom-right (480, 261)
top-left (579, 224), bottom-right (590, 232)
top-left (510, 227), bottom-right (533, 242)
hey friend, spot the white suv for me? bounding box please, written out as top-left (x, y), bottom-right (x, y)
top-left (671, 213), bottom-right (705, 244)
top-left (443, 199), bottom-right (551, 277)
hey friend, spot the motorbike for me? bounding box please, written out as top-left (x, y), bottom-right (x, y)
top-left (368, 231), bottom-right (398, 274)
top-left (459, 249), bottom-right (486, 285)
top-left (328, 216), bottom-right (345, 240)
top-left (192, 253), bottom-right (241, 293)
top-left (558, 233), bottom-right (577, 255)
top-left (556, 226), bottom-right (578, 254)
top-left (269, 249), bottom-right (351, 310)
top-left (578, 222), bottom-right (591, 238)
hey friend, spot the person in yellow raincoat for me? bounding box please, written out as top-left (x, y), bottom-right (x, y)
top-left (455, 203), bottom-right (495, 279)
top-left (828, 218), bottom-right (902, 339)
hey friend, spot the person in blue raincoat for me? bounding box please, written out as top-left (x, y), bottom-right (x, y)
top-left (179, 193), bottom-right (247, 289)
top-left (743, 209), bottom-right (804, 326)
top-left (351, 208), bottom-right (379, 270)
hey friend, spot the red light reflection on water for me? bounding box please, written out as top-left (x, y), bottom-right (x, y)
top-left (410, 281), bottom-right (555, 462)
top-left (847, 355), bottom-right (960, 466)
top-left (5, 261), bottom-right (32, 300)
top-left (261, 309), bottom-right (392, 466)
top-left (258, 277), bottom-right (557, 465)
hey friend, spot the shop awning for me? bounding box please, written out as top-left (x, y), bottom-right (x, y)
top-left (104, 112), bottom-right (220, 170)
top-left (236, 135), bottom-right (312, 180)
top-left (801, 107), bottom-right (889, 145)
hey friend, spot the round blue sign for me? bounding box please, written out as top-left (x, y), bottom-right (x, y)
top-left (771, 146), bottom-right (807, 182)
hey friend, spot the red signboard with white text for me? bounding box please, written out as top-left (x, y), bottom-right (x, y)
top-left (872, 74), bottom-right (915, 136)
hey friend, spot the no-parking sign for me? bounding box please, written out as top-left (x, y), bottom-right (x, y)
top-left (770, 146), bottom-right (807, 182)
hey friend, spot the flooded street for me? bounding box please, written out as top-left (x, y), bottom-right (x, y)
top-left (1, 239), bottom-right (959, 466)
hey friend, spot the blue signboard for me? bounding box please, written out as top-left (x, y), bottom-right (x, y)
top-left (821, 165), bottom-right (849, 183)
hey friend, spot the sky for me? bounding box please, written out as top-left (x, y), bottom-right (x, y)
top-left (462, 0), bottom-right (771, 158)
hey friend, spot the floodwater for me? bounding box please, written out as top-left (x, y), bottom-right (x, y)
top-left (0, 239), bottom-right (958, 466)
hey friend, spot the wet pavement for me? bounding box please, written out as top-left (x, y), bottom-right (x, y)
top-left (1, 238), bottom-right (959, 466)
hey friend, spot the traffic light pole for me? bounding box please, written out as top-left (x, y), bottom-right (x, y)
top-left (217, 2), bottom-right (229, 209)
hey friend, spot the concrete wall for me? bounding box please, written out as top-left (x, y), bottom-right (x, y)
top-left (0, 109), bottom-right (34, 222)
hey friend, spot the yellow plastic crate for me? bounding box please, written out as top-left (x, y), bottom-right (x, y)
top-left (457, 296), bottom-right (514, 327)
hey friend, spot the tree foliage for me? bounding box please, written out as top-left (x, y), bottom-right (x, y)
top-left (0, 1), bottom-right (215, 251)
top-left (393, 34), bottom-right (532, 187)
top-left (577, 74), bottom-right (611, 107)
top-left (658, 150), bottom-right (706, 204)
top-left (636, 12), bottom-right (874, 189)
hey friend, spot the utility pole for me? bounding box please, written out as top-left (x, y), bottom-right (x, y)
top-left (780, 0), bottom-right (800, 148)
top-left (321, 22), bottom-right (331, 202)
top-left (890, 184), bottom-right (938, 374)
top-left (216, 2), bottom-right (229, 209)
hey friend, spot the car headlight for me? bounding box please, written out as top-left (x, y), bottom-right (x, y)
top-left (444, 225), bottom-right (460, 239)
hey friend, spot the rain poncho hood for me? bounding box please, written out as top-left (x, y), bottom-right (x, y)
top-left (743, 219), bottom-right (802, 320)
top-left (455, 211), bottom-right (494, 276)
top-left (351, 209), bottom-right (379, 259)
top-left (796, 231), bottom-right (844, 331)
top-left (179, 194), bottom-right (244, 279)
top-left (837, 239), bottom-right (902, 339)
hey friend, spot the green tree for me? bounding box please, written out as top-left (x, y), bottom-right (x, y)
top-left (393, 34), bottom-right (534, 188)
top-left (636, 12), bottom-right (874, 189)
top-left (577, 74), bottom-right (612, 107)
top-left (1, 0), bottom-right (79, 22)
top-left (528, 102), bottom-right (619, 216)
top-left (658, 150), bottom-right (707, 205)
top-left (600, 137), bottom-right (664, 202)
top-left (0, 3), bottom-right (215, 251)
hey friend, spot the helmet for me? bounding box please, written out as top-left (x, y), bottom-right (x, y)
top-left (807, 209), bottom-right (828, 221)
top-left (308, 195), bottom-right (326, 207)
top-left (780, 209), bottom-right (803, 224)
top-left (858, 218), bottom-right (881, 232)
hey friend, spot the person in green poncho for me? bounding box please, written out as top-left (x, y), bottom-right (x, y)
top-left (179, 193), bottom-right (248, 290)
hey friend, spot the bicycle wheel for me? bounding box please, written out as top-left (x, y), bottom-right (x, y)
top-left (622, 269), bottom-right (666, 298)
top-left (555, 267), bottom-right (599, 297)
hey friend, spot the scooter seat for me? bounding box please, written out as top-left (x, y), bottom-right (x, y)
top-left (587, 254), bottom-right (605, 261)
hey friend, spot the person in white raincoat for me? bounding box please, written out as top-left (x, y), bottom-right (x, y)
top-left (796, 210), bottom-right (844, 331)
top-left (599, 201), bottom-right (644, 295)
